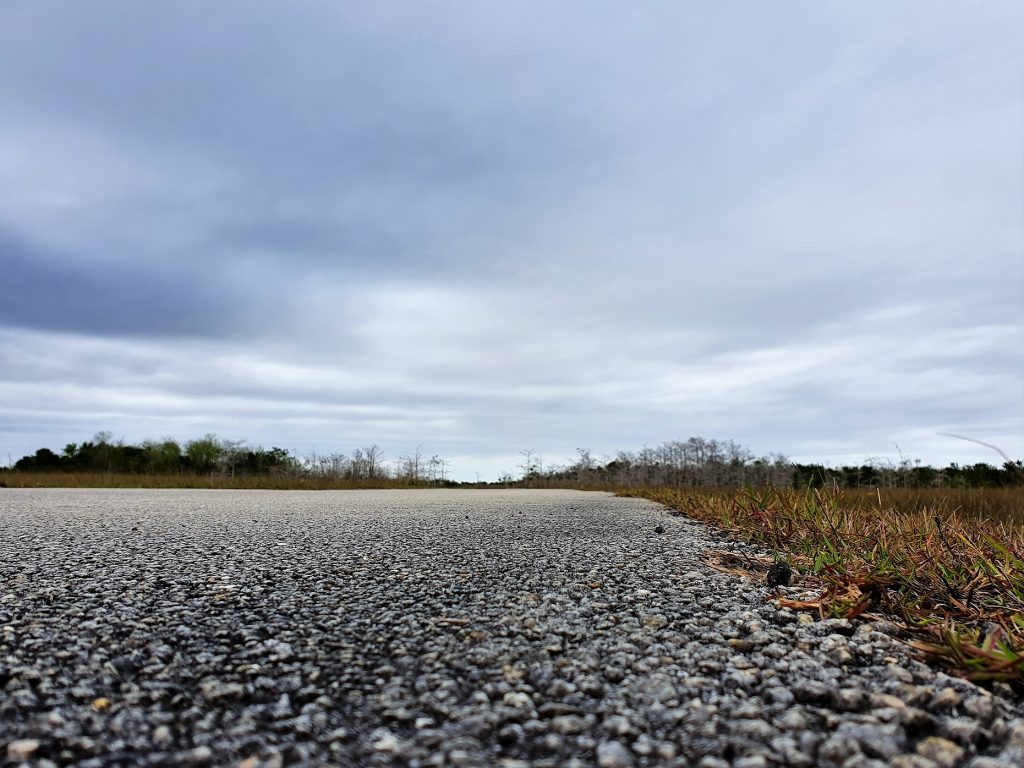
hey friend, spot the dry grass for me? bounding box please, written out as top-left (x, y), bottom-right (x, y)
top-left (622, 486), bottom-right (1024, 686)
top-left (0, 471), bottom-right (431, 490)
top-left (833, 486), bottom-right (1024, 526)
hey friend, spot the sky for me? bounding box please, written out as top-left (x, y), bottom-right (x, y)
top-left (1, 2), bottom-right (1022, 480)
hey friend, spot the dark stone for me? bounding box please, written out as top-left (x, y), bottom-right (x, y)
top-left (766, 562), bottom-right (792, 587)
top-left (497, 723), bottom-right (524, 746)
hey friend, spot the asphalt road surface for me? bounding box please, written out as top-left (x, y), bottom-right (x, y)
top-left (1, 489), bottom-right (1021, 767)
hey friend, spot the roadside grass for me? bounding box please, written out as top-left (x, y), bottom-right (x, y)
top-left (831, 486), bottom-right (1024, 526)
top-left (0, 471), bottom-right (434, 491)
top-left (622, 486), bottom-right (1024, 687)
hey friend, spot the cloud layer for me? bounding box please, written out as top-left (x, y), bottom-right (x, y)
top-left (1, 2), bottom-right (1022, 478)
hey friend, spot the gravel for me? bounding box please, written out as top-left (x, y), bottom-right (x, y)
top-left (1, 488), bottom-right (1021, 767)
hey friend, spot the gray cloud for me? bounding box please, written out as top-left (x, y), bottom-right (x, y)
top-left (0, 2), bottom-right (1021, 477)
top-left (0, 227), bottom-right (231, 337)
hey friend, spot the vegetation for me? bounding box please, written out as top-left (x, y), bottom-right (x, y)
top-left (518, 438), bottom-right (1024, 491)
top-left (0, 472), bottom-right (453, 490)
top-left (1, 432), bottom-right (455, 488)
top-left (622, 485), bottom-right (1024, 688)
top-left (7, 433), bottom-right (1021, 492)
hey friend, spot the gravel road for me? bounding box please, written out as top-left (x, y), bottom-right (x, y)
top-left (1, 488), bottom-right (1021, 767)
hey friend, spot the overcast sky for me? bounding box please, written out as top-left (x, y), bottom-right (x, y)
top-left (1, 2), bottom-right (1022, 480)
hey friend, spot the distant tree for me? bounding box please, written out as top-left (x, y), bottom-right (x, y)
top-left (14, 448), bottom-right (62, 471)
top-left (93, 430), bottom-right (116, 473)
top-left (363, 445), bottom-right (384, 478)
top-left (575, 448), bottom-right (595, 486)
top-left (428, 454), bottom-right (448, 483)
top-left (398, 444), bottom-right (425, 483)
top-left (144, 438), bottom-right (182, 474)
top-left (185, 434), bottom-right (223, 474)
top-left (518, 449), bottom-right (540, 485)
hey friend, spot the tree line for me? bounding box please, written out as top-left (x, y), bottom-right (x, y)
top-left (5, 433), bottom-right (1020, 489)
top-left (789, 460), bottom-right (1023, 489)
top-left (510, 437), bottom-right (1023, 489)
top-left (4, 432), bottom-right (452, 484)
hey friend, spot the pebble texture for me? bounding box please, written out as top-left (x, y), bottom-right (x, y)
top-left (1, 488), bottom-right (1021, 767)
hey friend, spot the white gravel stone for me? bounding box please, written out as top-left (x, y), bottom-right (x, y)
top-left (597, 740), bottom-right (634, 768)
top-left (6, 740), bottom-right (40, 761)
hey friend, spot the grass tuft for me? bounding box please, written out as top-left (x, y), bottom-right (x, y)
top-left (622, 486), bottom-right (1024, 686)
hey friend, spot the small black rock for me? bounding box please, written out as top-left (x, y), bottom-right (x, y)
top-left (766, 561), bottom-right (792, 587)
top-left (654, 525), bottom-right (665, 534)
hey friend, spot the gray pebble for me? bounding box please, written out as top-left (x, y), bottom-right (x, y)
top-left (596, 740), bottom-right (634, 768)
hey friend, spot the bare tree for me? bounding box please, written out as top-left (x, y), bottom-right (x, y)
top-left (398, 443), bottom-right (425, 483)
top-left (575, 448), bottom-right (595, 486)
top-left (411, 443), bottom-right (423, 482)
top-left (426, 454), bottom-right (447, 483)
top-left (519, 449), bottom-right (539, 486)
